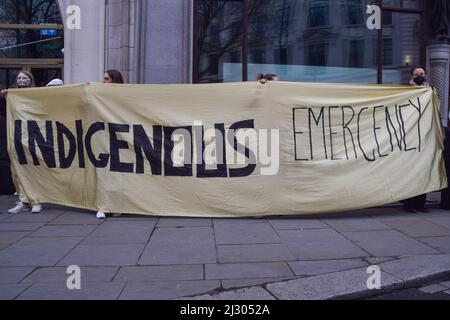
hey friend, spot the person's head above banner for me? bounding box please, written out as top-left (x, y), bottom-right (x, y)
top-left (257, 73), bottom-right (279, 84)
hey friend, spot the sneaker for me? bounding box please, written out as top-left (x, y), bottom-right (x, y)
top-left (96, 211), bottom-right (106, 219)
top-left (31, 204), bottom-right (42, 214)
top-left (8, 202), bottom-right (30, 214)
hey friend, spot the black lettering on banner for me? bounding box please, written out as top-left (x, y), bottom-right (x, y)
top-left (409, 97), bottom-right (422, 152)
top-left (56, 121), bottom-right (77, 169)
top-left (14, 120), bottom-right (27, 165)
top-left (342, 106), bottom-right (357, 160)
top-left (309, 107), bottom-right (328, 160)
top-left (395, 105), bottom-right (406, 150)
top-left (197, 123), bottom-right (228, 178)
top-left (357, 108), bottom-right (375, 162)
top-left (85, 122), bottom-right (109, 168)
top-left (228, 119), bottom-right (256, 178)
top-left (328, 106), bottom-right (341, 160)
top-left (109, 123), bottom-right (134, 173)
top-left (385, 108), bottom-right (402, 152)
top-left (75, 120), bottom-right (85, 168)
top-left (293, 108), bottom-right (309, 161)
top-left (398, 104), bottom-right (417, 152)
top-left (133, 125), bottom-right (162, 175)
top-left (373, 106), bottom-right (388, 158)
top-left (163, 126), bottom-right (193, 177)
top-left (28, 120), bottom-right (56, 168)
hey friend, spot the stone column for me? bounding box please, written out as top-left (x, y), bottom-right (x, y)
top-left (58, 0), bottom-right (106, 84)
top-left (428, 44), bottom-right (450, 127)
top-left (143, 0), bottom-right (193, 84)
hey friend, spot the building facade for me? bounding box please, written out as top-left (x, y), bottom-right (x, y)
top-left (1, 0), bottom-right (449, 121)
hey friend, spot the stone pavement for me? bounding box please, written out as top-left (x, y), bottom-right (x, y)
top-left (1, 194), bottom-right (450, 300)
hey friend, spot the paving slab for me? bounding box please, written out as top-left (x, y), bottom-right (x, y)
top-left (49, 212), bottom-right (103, 225)
top-left (365, 257), bottom-right (397, 265)
top-left (384, 220), bottom-right (450, 238)
top-left (0, 267), bottom-right (35, 283)
top-left (221, 277), bottom-right (296, 290)
top-left (58, 244), bottom-right (145, 267)
top-left (214, 222), bottom-right (281, 245)
top-left (322, 217), bottom-right (390, 232)
top-left (0, 237), bottom-right (82, 267)
top-left (29, 225), bottom-right (97, 238)
top-left (288, 259), bottom-right (368, 277)
top-left (266, 267), bottom-right (402, 300)
top-left (3, 210), bottom-right (64, 223)
top-left (0, 284), bottom-right (31, 300)
top-left (267, 218), bottom-right (328, 230)
top-left (185, 287), bottom-right (275, 300)
top-left (119, 280), bottom-right (221, 300)
top-left (278, 229), bottom-right (369, 260)
top-left (343, 230), bottom-right (438, 257)
top-left (157, 218), bottom-right (212, 227)
top-left (217, 244), bottom-right (295, 263)
top-left (419, 284), bottom-right (447, 294)
top-left (114, 265), bottom-right (204, 282)
top-left (21, 267), bottom-right (118, 283)
top-left (0, 223), bottom-right (46, 232)
top-left (422, 217), bottom-right (450, 229)
top-left (205, 262), bottom-right (293, 280)
top-left (139, 227), bottom-right (216, 265)
top-left (418, 237), bottom-right (450, 254)
top-left (82, 221), bottom-right (155, 244)
top-left (0, 231), bottom-right (31, 245)
top-left (379, 254), bottom-right (450, 285)
top-left (16, 282), bottom-right (125, 300)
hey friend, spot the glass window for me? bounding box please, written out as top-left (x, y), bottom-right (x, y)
top-left (0, 68), bottom-right (20, 89)
top-left (0, 0), bottom-right (62, 24)
top-left (193, 0), bottom-right (425, 84)
top-left (382, 12), bottom-right (421, 84)
top-left (0, 29), bottom-right (63, 59)
top-left (308, 0), bottom-right (329, 28)
top-left (194, 0), bottom-right (243, 83)
top-left (383, 0), bottom-right (421, 9)
top-left (246, 0), bottom-right (378, 84)
top-left (347, 0), bottom-right (364, 25)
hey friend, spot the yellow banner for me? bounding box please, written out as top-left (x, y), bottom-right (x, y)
top-left (6, 82), bottom-right (447, 217)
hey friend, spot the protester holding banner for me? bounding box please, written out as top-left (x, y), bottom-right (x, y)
top-left (103, 70), bottom-right (124, 84)
top-left (1, 71), bottom-right (43, 214)
top-left (257, 73), bottom-right (278, 84)
top-left (402, 66), bottom-right (431, 213)
top-left (96, 69), bottom-right (125, 219)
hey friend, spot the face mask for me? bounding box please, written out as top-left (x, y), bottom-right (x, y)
top-left (413, 75), bottom-right (426, 86)
top-left (17, 79), bottom-right (31, 88)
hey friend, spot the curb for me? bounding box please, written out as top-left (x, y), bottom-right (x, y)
top-left (181, 254), bottom-right (450, 300)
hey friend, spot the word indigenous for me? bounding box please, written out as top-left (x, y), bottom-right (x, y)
top-left (13, 119), bottom-right (280, 178)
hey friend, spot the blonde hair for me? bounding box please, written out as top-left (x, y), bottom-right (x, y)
top-left (16, 70), bottom-right (35, 87)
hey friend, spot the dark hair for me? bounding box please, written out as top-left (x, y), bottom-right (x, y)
top-left (106, 70), bottom-right (124, 84)
top-left (410, 65), bottom-right (427, 76)
top-left (16, 70), bottom-right (35, 87)
top-left (257, 73), bottom-right (278, 81)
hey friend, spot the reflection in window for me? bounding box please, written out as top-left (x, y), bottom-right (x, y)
top-left (308, 0), bottom-right (329, 28)
top-left (274, 47), bottom-right (288, 65)
top-left (0, 0), bottom-right (63, 60)
top-left (347, 0), bottom-right (364, 25)
top-left (349, 40), bottom-right (365, 67)
top-left (0, 0), bottom-right (62, 24)
top-left (383, 38), bottom-right (393, 65)
top-left (195, 0), bottom-right (243, 82)
top-left (307, 43), bottom-right (329, 66)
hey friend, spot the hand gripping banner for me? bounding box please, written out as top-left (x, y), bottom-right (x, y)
top-left (6, 82), bottom-right (447, 217)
